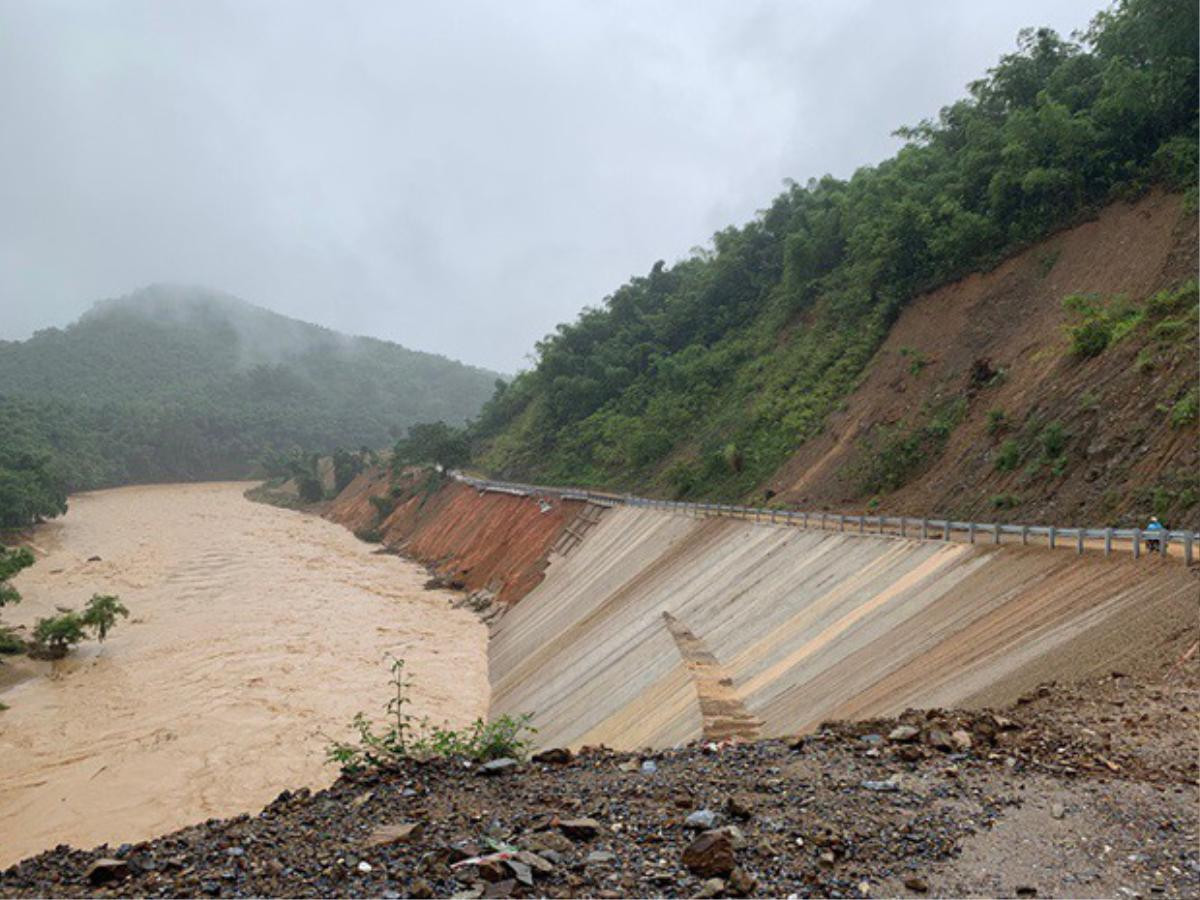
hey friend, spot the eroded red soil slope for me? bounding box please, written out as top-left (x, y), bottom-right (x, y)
top-left (326, 469), bottom-right (582, 606)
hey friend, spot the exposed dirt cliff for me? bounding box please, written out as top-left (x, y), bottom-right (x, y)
top-left (325, 468), bottom-right (586, 607)
top-left (768, 191), bottom-right (1199, 528)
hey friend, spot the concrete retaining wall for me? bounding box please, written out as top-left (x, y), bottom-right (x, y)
top-left (489, 507), bottom-right (1197, 750)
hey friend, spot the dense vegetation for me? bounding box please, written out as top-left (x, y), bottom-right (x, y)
top-left (469, 0), bottom-right (1198, 500)
top-left (0, 285), bottom-right (499, 524)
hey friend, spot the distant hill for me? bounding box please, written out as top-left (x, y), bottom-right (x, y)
top-left (0, 285), bottom-right (500, 493)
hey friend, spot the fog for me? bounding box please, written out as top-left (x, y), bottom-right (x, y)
top-left (0, 0), bottom-right (1105, 372)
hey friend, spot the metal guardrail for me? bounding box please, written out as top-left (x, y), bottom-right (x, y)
top-left (450, 472), bottom-right (1198, 566)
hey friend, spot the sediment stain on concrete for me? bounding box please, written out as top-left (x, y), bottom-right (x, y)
top-left (662, 611), bottom-right (761, 742)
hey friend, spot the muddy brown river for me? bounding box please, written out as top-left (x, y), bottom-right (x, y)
top-left (0, 482), bottom-right (489, 866)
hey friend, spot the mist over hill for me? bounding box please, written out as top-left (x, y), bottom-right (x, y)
top-left (0, 285), bottom-right (499, 501)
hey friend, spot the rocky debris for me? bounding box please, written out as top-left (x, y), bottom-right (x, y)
top-left (477, 758), bottom-right (518, 777)
top-left (861, 774), bottom-right (902, 792)
top-left (725, 794), bottom-right (754, 821)
top-left (681, 830), bottom-right (735, 878)
top-left (556, 818), bottom-right (601, 841)
top-left (904, 875), bottom-right (929, 892)
top-left (84, 859), bottom-right (128, 886)
top-left (530, 748), bottom-right (572, 765)
top-left (685, 809), bottom-right (719, 830)
top-left (888, 725), bottom-right (920, 742)
top-left (2, 669), bottom-right (1196, 899)
top-left (365, 823), bottom-right (422, 846)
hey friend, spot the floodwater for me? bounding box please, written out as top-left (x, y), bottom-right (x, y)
top-left (0, 482), bottom-right (489, 866)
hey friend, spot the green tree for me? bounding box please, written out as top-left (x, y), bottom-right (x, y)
top-left (28, 593), bottom-right (128, 660)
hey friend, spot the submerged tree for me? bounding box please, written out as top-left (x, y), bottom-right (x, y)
top-left (28, 593), bottom-right (129, 660)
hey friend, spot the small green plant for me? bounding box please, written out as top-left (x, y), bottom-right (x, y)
top-left (1134, 348), bottom-right (1155, 374)
top-left (1036, 248), bottom-right (1061, 277)
top-left (1068, 317), bottom-right (1111, 358)
top-left (28, 593), bottom-right (128, 660)
top-left (0, 626), bottom-right (25, 655)
top-left (369, 494), bottom-right (397, 520)
top-left (354, 527), bottom-right (384, 543)
top-left (1039, 422), bottom-right (1067, 459)
top-left (1063, 292), bottom-right (1144, 359)
top-left (986, 408), bottom-right (1008, 436)
top-left (1077, 390), bottom-right (1100, 412)
top-left (1152, 318), bottom-right (1189, 341)
top-left (326, 657), bottom-right (536, 774)
top-left (990, 493), bottom-right (1020, 509)
top-left (1170, 389), bottom-right (1198, 429)
top-left (994, 438), bottom-right (1021, 472)
top-left (899, 347), bottom-right (929, 375)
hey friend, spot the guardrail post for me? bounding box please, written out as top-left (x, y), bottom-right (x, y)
top-left (900, 518), bottom-right (906, 538)
top-left (840, 515), bottom-right (846, 532)
top-left (1104, 528), bottom-right (1113, 558)
top-left (943, 520), bottom-right (951, 541)
top-left (770, 509), bottom-right (777, 524)
top-left (920, 518), bottom-right (928, 540)
top-left (1048, 525), bottom-right (1056, 550)
top-left (1021, 525), bottom-right (1029, 546)
top-left (1185, 533), bottom-right (1193, 566)
top-left (1160, 533), bottom-right (1170, 557)
top-left (993, 523), bottom-right (1001, 545)
top-left (968, 522), bottom-right (976, 544)
top-left (803, 511), bottom-right (809, 529)
top-left (858, 516), bottom-right (865, 534)
top-left (877, 516), bottom-right (884, 535)
top-left (1076, 530), bottom-right (1084, 555)
top-left (1133, 531), bottom-right (1141, 559)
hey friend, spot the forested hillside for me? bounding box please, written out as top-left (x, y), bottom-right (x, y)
top-left (471, 0), bottom-right (1198, 509)
top-left (0, 285), bottom-right (498, 521)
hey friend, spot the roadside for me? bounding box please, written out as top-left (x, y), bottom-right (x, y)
top-left (3, 652), bottom-right (1195, 898)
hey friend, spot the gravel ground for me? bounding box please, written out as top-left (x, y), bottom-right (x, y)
top-left (2, 662), bottom-right (1196, 899)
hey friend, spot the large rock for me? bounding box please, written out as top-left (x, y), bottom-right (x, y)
top-left (558, 818), bottom-right (602, 841)
top-left (532, 747), bottom-right (573, 765)
top-left (478, 758), bottom-right (519, 776)
top-left (365, 822), bottom-right (422, 846)
top-left (85, 859), bottom-right (130, 886)
top-left (682, 830), bottom-right (736, 878)
top-left (888, 725), bottom-right (920, 743)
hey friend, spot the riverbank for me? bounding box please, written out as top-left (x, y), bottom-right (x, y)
top-left (0, 482), bottom-right (488, 866)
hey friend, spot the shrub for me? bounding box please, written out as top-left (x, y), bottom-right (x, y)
top-left (1068, 318), bottom-right (1111, 358)
top-left (986, 408), bottom-right (1008, 436)
top-left (326, 657), bottom-right (536, 774)
top-left (0, 546), bottom-right (35, 608)
top-left (28, 593), bottom-right (128, 660)
top-left (1170, 389), bottom-right (1198, 429)
top-left (369, 494), bottom-right (397, 520)
top-left (991, 493), bottom-right (1020, 509)
top-left (0, 626), bottom-right (25, 655)
top-left (994, 439), bottom-right (1021, 472)
top-left (354, 527), bottom-right (383, 544)
top-left (1039, 422), bottom-right (1067, 459)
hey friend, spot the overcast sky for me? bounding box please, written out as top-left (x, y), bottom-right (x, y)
top-left (1, 0), bottom-right (1106, 373)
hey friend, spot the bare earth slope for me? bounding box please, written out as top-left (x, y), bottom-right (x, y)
top-left (768, 190), bottom-right (1199, 528)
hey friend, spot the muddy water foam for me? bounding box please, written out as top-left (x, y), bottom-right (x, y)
top-left (0, 482), bottom-right (488, 866)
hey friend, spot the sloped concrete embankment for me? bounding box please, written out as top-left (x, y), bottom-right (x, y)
top-left (489, 506), bottom-right (1198, 750)
top-left (325, 468), bottom-right (589, 607)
